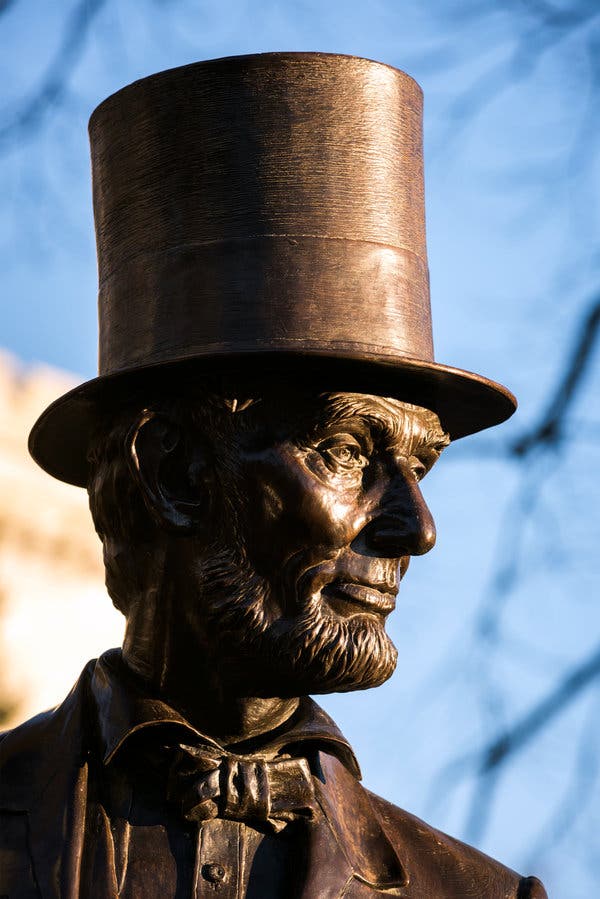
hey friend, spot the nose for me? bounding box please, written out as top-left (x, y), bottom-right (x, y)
top-left (355, 467), bottom-right (437, 558)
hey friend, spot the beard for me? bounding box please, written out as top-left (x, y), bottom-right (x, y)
top-left (192, 542), bottom-right (398, 697)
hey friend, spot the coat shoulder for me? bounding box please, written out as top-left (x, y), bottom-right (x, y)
top-left (366, 790), bottom-right (548, 898)
top-left (0, 659), bottom-right (95, 810)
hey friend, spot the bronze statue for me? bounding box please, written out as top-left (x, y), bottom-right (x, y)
top-left (0, 53), bottom-right (547, 897)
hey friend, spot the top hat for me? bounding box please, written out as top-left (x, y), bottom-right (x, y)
top-left (29, 52), bottom-right (516, 488)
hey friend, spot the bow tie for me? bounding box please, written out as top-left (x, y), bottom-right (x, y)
top-left (166, 743), bottom-right (317, 833)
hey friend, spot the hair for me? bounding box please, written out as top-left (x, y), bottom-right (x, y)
top-left (86, 388), bottom-right (258, 613)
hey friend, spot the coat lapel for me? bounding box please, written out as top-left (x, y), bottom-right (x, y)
top-left (26, 760), bottom-right (89, 899)
top-left (297, 751), bottom-right (409, 898)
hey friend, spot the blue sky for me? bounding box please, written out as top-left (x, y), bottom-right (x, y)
top-left (1, 2), bottom-right (599, 895)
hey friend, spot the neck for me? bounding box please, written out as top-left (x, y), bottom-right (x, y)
top-left (123, 639), bottom-right (300, 746)
top-left (176, 695), bottom-right (301, 747)
top-left (120, 560), bottom-right (299, 747)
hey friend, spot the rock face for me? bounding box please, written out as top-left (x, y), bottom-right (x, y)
top-left (0, 351), bottom-right (123, 729)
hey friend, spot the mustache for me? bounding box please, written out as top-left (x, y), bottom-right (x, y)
top-left (194, 544), bottom-right (398, 696)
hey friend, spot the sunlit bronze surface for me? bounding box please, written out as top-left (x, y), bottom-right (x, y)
top-left (28, 53), bottom-right (516, 487)
top-left (2, 54), bottom-right (546, 898)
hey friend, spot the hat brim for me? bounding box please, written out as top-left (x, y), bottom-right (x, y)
top-left (28, 350), bottom-right (516, 488)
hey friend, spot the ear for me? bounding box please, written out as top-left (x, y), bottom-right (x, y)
top-left (127, 411), bottom-right (210, 534)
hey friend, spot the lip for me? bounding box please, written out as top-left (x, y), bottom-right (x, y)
top-left (322, 580), bottom-right (397, 616)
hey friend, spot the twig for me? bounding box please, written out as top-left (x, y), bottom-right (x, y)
top-left (0, 0), bottom-right (108, 152)
top-left (447, 293), bottom-right (600, 462)
top-left (478, 643), bottom-right (600, 773)
top-left (464, 642), bottom-right (600, 840)
top-left (512, 296), bottom-right (600, 456)
top-left (526, 693), bottom-right (600, 863)
top-left (431, 643), bottom-right (600, 837)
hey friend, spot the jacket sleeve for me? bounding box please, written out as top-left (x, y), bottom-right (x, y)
top-left (518, 875), bottom-right (548, 898)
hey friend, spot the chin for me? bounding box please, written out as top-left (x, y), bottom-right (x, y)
top-left (248, 610), bottom-right (399, 697)
top-left (197, 548), bottom-right (399, 696)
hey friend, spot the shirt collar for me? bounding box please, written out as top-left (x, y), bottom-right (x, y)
top-left (90, 649), bottom-right (361, 779)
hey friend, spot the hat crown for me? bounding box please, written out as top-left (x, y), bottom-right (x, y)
top-left (28, 53), bottom-right (516, 488)
top-left (89, 52), bottom-right (433, 376)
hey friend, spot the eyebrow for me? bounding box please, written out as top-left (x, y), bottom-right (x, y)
top-left (317, 394), bottom-right (450, 456)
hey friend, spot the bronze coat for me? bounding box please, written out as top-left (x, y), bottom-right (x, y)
top-left (1, 663), bottom-right (547, 898)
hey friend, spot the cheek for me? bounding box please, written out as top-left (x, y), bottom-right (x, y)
top-left (241, 447), bottom-right (367, 563)
top-left (308, 491), bottom-right (366, 544)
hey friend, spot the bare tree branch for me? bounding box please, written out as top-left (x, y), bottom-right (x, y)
top-left (512, 296), bottom-right (600, 456)
top-left (430, 642), bottom-right (600, 841)
top-left (451, 294), bottom-right (600, 462)
top-left (526, 696), bottom-right (600, 862)
top-left (0, 0), bottom-right (109, 153)
top-left (479, 644), bottom-right (600, 773)
top-left (512, 0), bottom-right (599, 29)
top-left (465, 642), bottom-right (600, 840)
top-left (441, 292), bottom-right (600, 845)
top-left (475, 454), bottom-right (559, 642)
top-left (434, 3), bottom-right (600, 159)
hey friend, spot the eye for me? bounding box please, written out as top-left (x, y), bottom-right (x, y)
top-left (409, 456), bottom-right (428, 481)
top-left (317, 434), bottom-right (369, 472)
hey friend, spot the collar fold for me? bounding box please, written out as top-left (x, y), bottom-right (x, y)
top-left (91, 649), bottom-right (361, 778)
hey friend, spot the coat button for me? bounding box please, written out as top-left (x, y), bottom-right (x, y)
top-left (202, 863), bottom-right (226, 883)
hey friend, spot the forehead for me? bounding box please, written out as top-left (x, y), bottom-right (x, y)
top-left (176, 387), bottom-right (450, 454)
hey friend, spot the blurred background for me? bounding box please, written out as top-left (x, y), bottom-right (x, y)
top-left (1, 1), bottom-right (599, 894)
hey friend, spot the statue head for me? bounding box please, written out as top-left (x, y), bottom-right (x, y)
top-left (28, 53), bottom-right (515, 703)
top-left (86, 386), bottom-right (449, 696)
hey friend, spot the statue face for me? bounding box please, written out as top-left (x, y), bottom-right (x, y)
top-left (239, 393), bottom-right (442, 613)
top-left (189, 392), bottom-right (449, 696)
